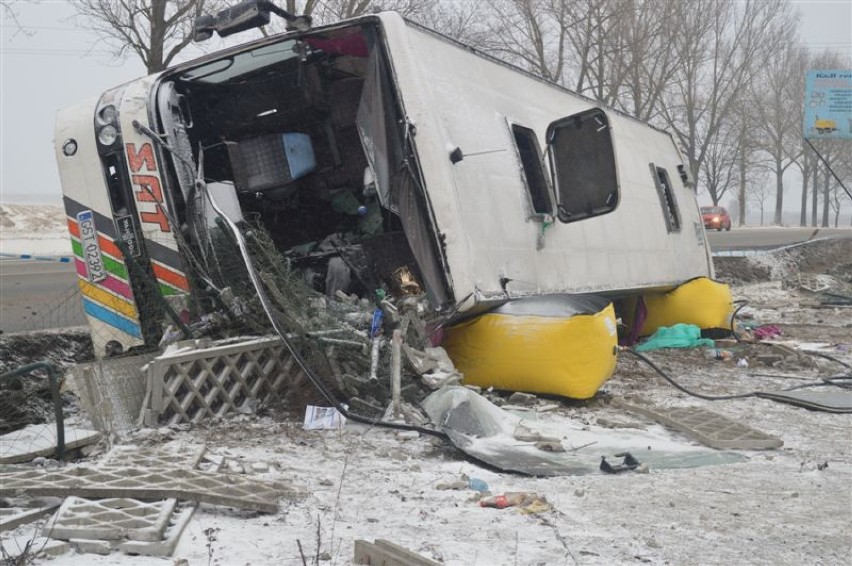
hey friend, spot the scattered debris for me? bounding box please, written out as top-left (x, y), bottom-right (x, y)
top-left (600, 452), bottom-right (641, 474)
top-left (635, 324), bottom-right (715, 352)
top-left (303, 405), bottom-right (346, 430)
top-left (753, 325), bottom-right (783, 341)
top-left (507, 392), bottom-right (538, 406)
top-left (423, 386), bottom-right (745, 476)
top-left (479, 492), bottom-right (550, 513)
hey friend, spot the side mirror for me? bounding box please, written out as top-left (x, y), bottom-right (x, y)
top-left (194, 0), bottom-right (309, 42)
top-left (214, 1), bottom-right (271, 38)
top-left (193, 15), bottom-right (216, 42)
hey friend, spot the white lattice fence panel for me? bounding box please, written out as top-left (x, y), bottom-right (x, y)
top-left (145, 337), bottom-right (304, 425)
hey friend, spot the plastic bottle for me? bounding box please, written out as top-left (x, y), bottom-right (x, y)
top-left (703, 348), bottom-right (733, 361)
top-left (468, 478), bottom-right (489, 492)
top-left (479, 492), bottom-right (530, 509)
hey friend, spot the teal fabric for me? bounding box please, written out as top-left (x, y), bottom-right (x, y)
top-left (635, 324), bottom-right (715, 352)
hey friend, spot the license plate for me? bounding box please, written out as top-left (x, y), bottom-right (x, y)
top-left (77, 210), bottom-right (108, 282)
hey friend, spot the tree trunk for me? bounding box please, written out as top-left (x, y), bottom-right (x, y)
top-left (773, 161), bottom-right (783, 225)
top-left (811, 165), bottom-right (818, 226)
top-left (738, 145), bottom-right (747, 226)
top-left (799, 163), bottom-right (808, 227)
top-left (821, 164), bottom-right (830, 227)
top-left (147, 0), bottom-right (167, 74)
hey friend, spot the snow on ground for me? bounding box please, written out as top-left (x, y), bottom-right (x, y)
top-left (3, 279), bottom-right (850, 566)
top-left (0, 204), bottom-right (71, 257)
top-left (1, 216), bottom-right (850, 564)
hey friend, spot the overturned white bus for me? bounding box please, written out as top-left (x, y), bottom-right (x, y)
top-left (55, 8), bottom-right (730, 399)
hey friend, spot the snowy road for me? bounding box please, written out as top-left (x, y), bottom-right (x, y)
top-left (0, 227), bottom-right (849, 332)
top-left (0, 259), bottom-right (85, 333)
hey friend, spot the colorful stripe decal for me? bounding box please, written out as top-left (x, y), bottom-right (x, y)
top-left (67, 219), bottom-right (124, 260)
top-left (63, 198), bottom-right (142, 339)
top-left (78, 280), bottom-right (138, 319)
top-left (74, 259), bottom-right (133, 299)
top-left (63, 196), bottom-right (116, 238)
top-left (152, 261), bottom-right (190, 292)
top-left (70, 239), bottom-right (129, 280)
top-left (82, 298), bottom-right (142, 338)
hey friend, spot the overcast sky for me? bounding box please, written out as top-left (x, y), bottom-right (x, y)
top-left (1, 0), bottom-right (850, 208)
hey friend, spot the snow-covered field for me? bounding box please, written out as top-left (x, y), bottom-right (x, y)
top-left (1, 206), bottom-right (850, 565)
top-left (0, 281), bottom-right (848, 565)
top-left (0, 204), bottom-right (71, 257)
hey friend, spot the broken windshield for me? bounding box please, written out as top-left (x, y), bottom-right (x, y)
top-left (179, 40), bottom-right (301, 84)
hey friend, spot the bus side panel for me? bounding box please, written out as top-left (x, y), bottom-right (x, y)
top-left (382, 17), bottom-right (712, 303)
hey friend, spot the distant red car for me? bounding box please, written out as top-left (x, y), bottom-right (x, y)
top-left (701, 206), bottom-right (731, 231)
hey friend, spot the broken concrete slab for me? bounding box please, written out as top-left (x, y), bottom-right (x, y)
top-left (0, 501), bottom-right (61, 531)
top-left (69, 353), bottom-right (157, 435)
top-left (97, 445), bottom-right (207, 471)
top-left (44, 496), bottom-right (176, 542)
top-left (353, 539), bottom-right (439, 566)
top-left (0, 424), bottom-right (100, 464)
top-left (614, 399), bottom-right (783, 450)
top-left (118, 503), bottom-right (196, 558)
top-left (0, 466), bottom-right (306, 513)
top-left (0, 536), bottom-right (69, 559)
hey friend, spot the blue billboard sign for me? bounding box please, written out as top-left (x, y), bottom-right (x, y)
top-left (803, 70), bottom-right (852, 140)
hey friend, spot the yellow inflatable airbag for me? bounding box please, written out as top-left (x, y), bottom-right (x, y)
top-left (637, 277), bottom-right (734, 336)
top-left (444, 302), bottom-right (617, 400)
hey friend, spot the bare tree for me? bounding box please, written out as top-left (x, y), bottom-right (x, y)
top-left (472, 0), bottom-right (574, 84)
top-left (751, 43), bottom-right (805, 225)
top-left (659, 0), bottom-right (796, 195)
top-left (74, 0), bottom-right (223, 74)
top-left (747, 176), bottom-right (773, 226)
top-left (611, 0), bottom-right (682, 122)
top-left (701, 121), bottom-right (740, 206)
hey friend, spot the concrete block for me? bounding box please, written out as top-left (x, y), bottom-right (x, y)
top-left (119, 504), bottom-right (196, 558)
top-left (353, 539), bottom-right (438, 566)
top-left (70, 538), bottom-right (113, 555)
